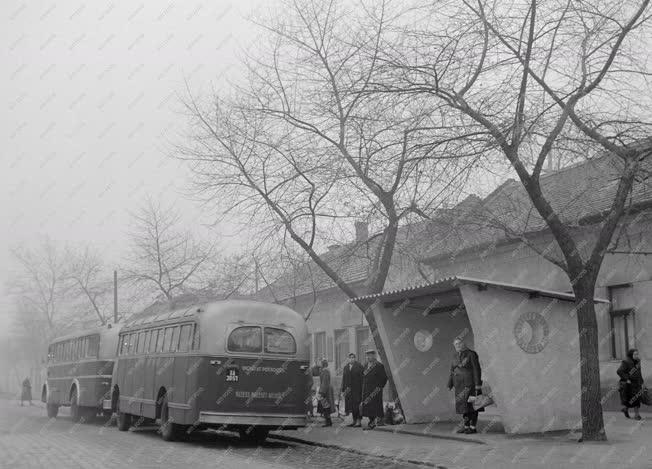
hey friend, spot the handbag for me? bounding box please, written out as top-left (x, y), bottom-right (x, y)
top-left (468, 393), bottom-right (494, 411)
top-left (642, 387), bottom-right (651, 406)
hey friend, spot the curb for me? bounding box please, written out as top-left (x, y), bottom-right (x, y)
top-left (269, 433), bottom-right (448, 468)
top-left (374, 425), bottom-right (487, 445)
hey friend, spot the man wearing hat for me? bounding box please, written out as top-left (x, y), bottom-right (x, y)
top-left (360, 349), bottom-right (387, 430)
top-left (340, 352), bottom-right (364, 427)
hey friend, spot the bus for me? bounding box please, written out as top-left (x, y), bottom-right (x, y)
top-left (43, 324), bottom-right (120, 421)
top-left (109, 300), bottom-right (310, 442)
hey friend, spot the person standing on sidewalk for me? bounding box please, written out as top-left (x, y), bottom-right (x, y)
top-left (318, 359), bottom-right (334, 427)
top-left (20, 377), bottom-right (32, 406)
top-left (361, 350), bottom-right (387, 430)
top-left (341, 353), bottom-right (364, 427)
top-left (447, 337), bottom-right (482, 434)
top-left (617, 348), bottom-right (644, 420)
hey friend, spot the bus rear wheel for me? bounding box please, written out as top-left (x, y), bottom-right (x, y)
top-left (70, 390), bottom-right (81, 422)
top-left (239, 427), bottom-right (269, 444)
top-left (159, 397), bottom-right (186, 442)
top-left (46, 403), bottom-right (59, 419)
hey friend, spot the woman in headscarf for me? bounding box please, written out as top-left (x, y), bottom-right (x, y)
top-left (617, 348), bottom-right (644, 420)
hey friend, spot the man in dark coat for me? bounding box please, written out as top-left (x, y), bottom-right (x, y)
top-left (341, 353), bottom-right (364, 427)
top-left (361, 350), bottom-right (387, 430)
top-left (447, 337), bottom-right (482, 434)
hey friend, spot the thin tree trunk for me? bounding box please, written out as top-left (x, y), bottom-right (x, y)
top-left (573, 280), bottom-right (606, 441)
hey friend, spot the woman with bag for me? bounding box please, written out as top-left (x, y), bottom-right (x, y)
top-left (318, 359), bottom-right (335, 427)
top-left (447, 337), bottom-right (483, 434)
top-left (618, 348), bottom-right (645, 419)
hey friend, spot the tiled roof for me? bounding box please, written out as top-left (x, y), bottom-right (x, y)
top-left (255, 143), bottom-right (652, 300)
top-left (421, 148), bottom-right (652, 260)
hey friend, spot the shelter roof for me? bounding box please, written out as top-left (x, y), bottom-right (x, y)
top-left (349, 275), bottom-right (610, 304)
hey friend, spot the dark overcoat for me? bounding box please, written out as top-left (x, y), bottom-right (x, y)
top-left (318, 368), bottom-right (335, 415)
top-left (617, 357), bottom-right (644, 408)
top-left (21, 379), bottom-right (32, 401)
top-left (361, 361), bottom-right (387, 418)
top-left (447, 349), bottom-right (482, 414)
top-left (341, 361), bottom-right (364, 414)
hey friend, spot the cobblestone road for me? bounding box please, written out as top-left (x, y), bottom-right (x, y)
top-left (0, 400), bottom-right (431, 469)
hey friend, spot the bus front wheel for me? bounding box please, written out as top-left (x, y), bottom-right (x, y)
top-left (239, 427), bottom-right (269, 444)
top-left (46, 403), bottom-right (59, 419)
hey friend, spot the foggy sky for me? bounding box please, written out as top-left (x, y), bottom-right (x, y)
top-left (1, 0), bottom-right (267, 329)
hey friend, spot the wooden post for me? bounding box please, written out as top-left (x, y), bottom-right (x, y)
top-left (113, 270), bottom-right (118, 323)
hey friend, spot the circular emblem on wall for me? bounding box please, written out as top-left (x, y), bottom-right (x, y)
top-left (513, 312), bottom-right (550, 354)
top-left (414, 330), bottom-right (433, 352)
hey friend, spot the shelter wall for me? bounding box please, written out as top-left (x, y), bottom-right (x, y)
top-left (372, 299), bottom-right (473, 423)
top-left (459, 285), bottom-right (582, 433)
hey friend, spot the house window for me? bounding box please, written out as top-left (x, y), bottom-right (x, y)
top-left (327, 336), bottom-right (334, 362)
top-left (306, 333), bottom-right (313, 362)
top-left (609, 285), bottom-right (636, 359)
top-left (356, 327), bottom-right (372, 363)
top-left (334, 329), bottom-right (349, 375)
top-left (314, 332), bottom-right (326, 362)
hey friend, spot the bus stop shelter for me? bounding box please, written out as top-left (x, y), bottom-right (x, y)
top-left (350, 276), bottom-right (609, 434)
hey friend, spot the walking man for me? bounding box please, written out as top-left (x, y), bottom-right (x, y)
top-left (360, 350), bottom-right (387, 430)
top-left (341, 353), bottom-right (364, 427)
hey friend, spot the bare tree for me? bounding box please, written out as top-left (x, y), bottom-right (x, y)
top-left (66, 246), bottom-right (112, 325)
top-left (124, 198), bottom-right (215, 301)
top-left (9, 238), bottom-right (70, 330)
top-left (177, 0), bottom-right (484, 406)
top-left (380, 0), bottom-right (652, 440)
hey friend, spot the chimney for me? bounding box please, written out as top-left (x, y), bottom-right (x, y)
top-left (355, 221), bottom-right (369, 243)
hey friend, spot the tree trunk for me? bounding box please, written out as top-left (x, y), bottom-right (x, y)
top-left (360, 299), bottom-right (403, 415)
top-left (573, 280), bottom-right (607, 441)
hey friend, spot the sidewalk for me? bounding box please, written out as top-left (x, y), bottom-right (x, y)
top-left (270, 411), bottom-right (652, 468)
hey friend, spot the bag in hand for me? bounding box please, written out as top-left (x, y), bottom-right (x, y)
top-left (468, 394), bottom-right (494, 411)
top-left (642, 387), bottom-right (651, 406)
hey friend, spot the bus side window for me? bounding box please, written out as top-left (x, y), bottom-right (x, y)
top-left (158, 329), bottom-right (168, 353)
top-left (170, 326), bottom-right (180, 352)
top-left (137, 332), bottom-right (145, 354)
top-left (162, 327), bottom-right (173, 352)
top-left (90, 335), bottom-right (99, 358)
top-left (179, 324), bottom-right (192, 352)
top-left (192, 325), bottom-right (200, 350)
top-left (150, 330), bottom-right (159, 353)
top-left (143, 330), bottom-right (151, 353)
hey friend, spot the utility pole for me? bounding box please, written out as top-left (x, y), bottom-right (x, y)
top-left (113, 270), bottom-right (118, 324)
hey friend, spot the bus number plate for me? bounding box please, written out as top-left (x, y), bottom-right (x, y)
top-left (226, 368), bottom-right (239, 382)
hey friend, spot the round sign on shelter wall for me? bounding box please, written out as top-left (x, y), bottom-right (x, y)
top-left (414, 330), bottom-right (433, 352)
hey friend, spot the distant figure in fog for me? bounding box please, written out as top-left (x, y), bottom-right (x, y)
top-left (448, 337), bottom-right (482, 434)
top-left (341, 352), bottom-right (364, 427)
top-left (618, 348), bottom-right (644, 420)
top-left (361, 350), bottom-right (387, 430)
top-left (318, 359), bottom-right (334, 427)
top-left (21, 378), bottom-right (32, 406)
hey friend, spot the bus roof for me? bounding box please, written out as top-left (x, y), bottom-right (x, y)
top-left (49, 324), bottom-right (122, 345)
top-left (121, 299), bottom-right (310, 358)
top-left (121, 299), bottom-right (306, 331)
